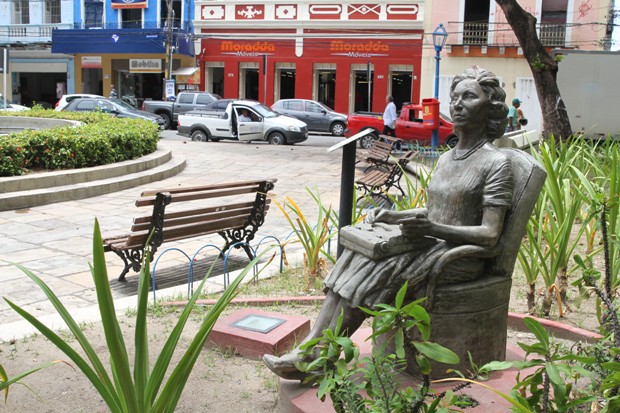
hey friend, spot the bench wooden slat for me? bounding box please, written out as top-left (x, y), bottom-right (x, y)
top-left (130, 203), bottom-right (271, 233)
top-left (123, 215), bottom-right (249, 249)
top-left (131, 199), bottom-right (270, 225)
top-left (135, 186), bottom-right (263, 207)
top-left (140, 179), bottom-right (269, 197)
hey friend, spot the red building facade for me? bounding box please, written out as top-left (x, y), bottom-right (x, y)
top-left (194, 2), bottom-right (425, 114)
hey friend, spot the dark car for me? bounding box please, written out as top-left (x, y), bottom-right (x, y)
top-left (62, 97), bottom-right (165, 129)
top-left (271, 99), bottom-right (347, 136)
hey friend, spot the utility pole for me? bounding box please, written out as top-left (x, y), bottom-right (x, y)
top-left (163, 0), bottom-right (174, 98)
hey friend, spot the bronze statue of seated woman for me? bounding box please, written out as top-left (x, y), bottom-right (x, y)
top-left (264, 67), bottom-right (545, 380)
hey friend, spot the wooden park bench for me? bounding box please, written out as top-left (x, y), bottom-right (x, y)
top-left (355, 150), bottom-right (418, 206)
top-left (102, 179), bottom-right (277, 281)
top-left (355, 139), bottom-right (396, 172)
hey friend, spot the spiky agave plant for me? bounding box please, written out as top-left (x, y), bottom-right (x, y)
top-left (3, 219), bottom-right (269, 413)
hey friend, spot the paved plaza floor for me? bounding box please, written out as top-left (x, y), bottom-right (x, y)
top-left (0, 136), bottom-right (348, 341)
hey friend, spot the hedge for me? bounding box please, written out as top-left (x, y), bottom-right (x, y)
top-left (0, 107), bottom-right (160, 177)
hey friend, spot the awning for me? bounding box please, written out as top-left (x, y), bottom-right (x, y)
top-left (172, 67), bottom-right (198, 76)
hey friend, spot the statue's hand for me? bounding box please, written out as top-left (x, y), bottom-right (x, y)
top-left (365, 208), bottom-right (386, 225)
top-left (398, 212), bottom-right (432, 238)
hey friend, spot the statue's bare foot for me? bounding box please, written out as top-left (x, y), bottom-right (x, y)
top-left (263, 352), bottom-right (310, 381)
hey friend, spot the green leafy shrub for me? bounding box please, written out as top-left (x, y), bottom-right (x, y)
top-left (298, 282), bottom-right (464, 412)
top-left (0, 110), bottom-right (159, 176)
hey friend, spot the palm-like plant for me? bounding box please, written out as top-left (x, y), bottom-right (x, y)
top-left (3, 219), bottom-right (262, 413)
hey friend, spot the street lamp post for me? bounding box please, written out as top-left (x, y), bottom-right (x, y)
top-left (431, 23), bottom-right (448, 149)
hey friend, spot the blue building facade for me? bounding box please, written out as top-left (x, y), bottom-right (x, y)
top-left (0, 0), bottom-right (73, 106)
top-left (52, 0), bottom-right (195, 103)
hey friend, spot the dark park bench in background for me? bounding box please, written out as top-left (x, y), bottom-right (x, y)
top-left (355, 150), bottom-right (418, 207)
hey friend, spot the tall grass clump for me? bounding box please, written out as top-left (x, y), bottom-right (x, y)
top-left (273, 188), bottom-right (337, 290)
top-left (518, 136), bottom-right (594, 315)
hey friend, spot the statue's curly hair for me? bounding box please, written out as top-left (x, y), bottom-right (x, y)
top-left (450, 67), bottom-right (509, 141)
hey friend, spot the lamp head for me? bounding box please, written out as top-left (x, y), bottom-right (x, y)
top-left (432, 23), bottom-right (448, 51)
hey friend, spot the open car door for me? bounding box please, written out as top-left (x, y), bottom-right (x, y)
top-left (234, 106), bottom-right (263, 142)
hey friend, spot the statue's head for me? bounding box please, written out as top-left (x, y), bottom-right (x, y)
top-left (449, 67), bottom-right (509, 141)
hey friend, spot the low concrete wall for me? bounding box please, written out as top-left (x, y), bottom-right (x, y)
top-left (0, 116), bottom-right (81, 133)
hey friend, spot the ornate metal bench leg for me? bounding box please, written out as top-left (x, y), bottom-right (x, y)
top-left (114, 248), bottom-right (144, 282)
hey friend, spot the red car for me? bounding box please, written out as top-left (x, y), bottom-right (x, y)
top-left (344, 103), bottom-right (456, 149)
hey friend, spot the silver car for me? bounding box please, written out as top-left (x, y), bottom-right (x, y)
top-left (271, 99), bottom-right (347, 136)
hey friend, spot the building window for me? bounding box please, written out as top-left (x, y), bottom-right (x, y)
top-left (46, 0), bottom-right (62, 24)
top-left (12, 0), bottom-right (30, 24)
top-left (463, 0), bottom-right (490, 45)
top-left (161, 0), bottom-right (182, 28)
top-left (122, 8), bottom-right (143, 29)
top-left (540, 0), bottom-right (567, 47)
top-left (85, 0), bottom-right (104, 29)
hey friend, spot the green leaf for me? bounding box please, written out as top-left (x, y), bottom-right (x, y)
top-left (394, 329), bottom-right (405, 359)
top-left (413, 342), bottom-right (460, 365)
top-left (394, 281), bottom-right (408, 309)
top-left (416, 355), bottom-right (432, 375)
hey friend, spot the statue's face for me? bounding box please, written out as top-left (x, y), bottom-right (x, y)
top-left (449, 79), bottom-right (489, 131)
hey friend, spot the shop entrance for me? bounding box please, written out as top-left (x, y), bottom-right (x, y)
top-left (389, 68), bottom-right (413, 109)
top-left (239, 65), bottom-right (259, 100)
top-left (314, 65), bottom-right (336, 109)
top-left (351, 64), bottom-right (374, 113)
top-left (116, 72), bottom-right (162, 107)
top-left (275, 64), bottom-right (295, 101)
top-left (205, 64), bottom-right (224, 96)
top-left (18, 72), bottom-right (67, 108)
top-left (82, 68), bottom-right (102, 95)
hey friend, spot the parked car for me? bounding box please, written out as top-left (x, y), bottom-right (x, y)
top-left (141, 91), bottom-right (221, 130)
top-left (0, 96), bottom-right (30, 112)
top-left (344, 103), bottom-right (456, 149)
top-left (55, 94), bottom-right (105, 111)
top-left (62, 97), bottom-right (165, 129)
top-left (271, 99), bottom-right (347, 136)
top-left (177, 99), bottom-right (308, 145)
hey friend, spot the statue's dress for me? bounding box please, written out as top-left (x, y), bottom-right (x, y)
top-left (324, 144), bottom-right (514, 308)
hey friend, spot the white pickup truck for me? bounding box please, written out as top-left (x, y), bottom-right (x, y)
top-left (177, 99), bottom-right (309, 145)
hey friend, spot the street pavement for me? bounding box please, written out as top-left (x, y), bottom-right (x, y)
top-left (0, 132), bottom-right (349, 341)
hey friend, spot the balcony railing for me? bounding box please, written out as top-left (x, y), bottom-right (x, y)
top-left (458, 21), bottom-right (566, 47)
top-left (539, 23), bottom-right (566, 47)
top-left (463, 22), bottom-right (488, 45)
top-left (0, 23), bottom-right (71, 43)
top-left (71, 20), bottom-right (192, 32)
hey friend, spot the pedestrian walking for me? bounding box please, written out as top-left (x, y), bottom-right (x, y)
top-left (109, 85), bottom-right (118, 99)
top-left (382, 95), bottom-right (397, 137)
top-left (507, 98), bottom-right (522, 132)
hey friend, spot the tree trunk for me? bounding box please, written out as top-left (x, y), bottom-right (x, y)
top-left (495, 0), bottom-right (573, 140)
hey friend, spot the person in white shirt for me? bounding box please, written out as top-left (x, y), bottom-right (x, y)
top-left (382, 95), bottom-right (397, 136)
top-left (238, 109), bottom-right (252, 122)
